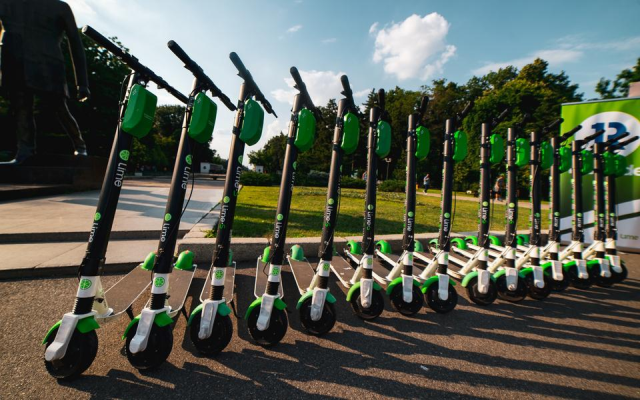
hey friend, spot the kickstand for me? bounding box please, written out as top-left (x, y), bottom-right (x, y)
top-left (125, 306), bottom-right (134, 321)
top-left (230, 300), bottom-right (238, 318)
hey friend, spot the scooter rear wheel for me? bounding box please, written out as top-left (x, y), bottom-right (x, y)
top-left (349, 288), bottom-right (384, 320)
top-left (424, 283), bottom-right (458, 313)
top-left (465, 277), bottom-right (498, 306)
top-left (299, 299), bottom-right (337, 336)
top-left (189, 312), bottom-right (234, 356)
top-left (125, 322), bottom-right (173, 370)
top-left (389, 284), bottom-right (424, 316)
top-left (44, 328), bottom-right (98, 380)
top-left (526, 273), bottom-right (553, 300)
top-left (495, 274), bottom-right (527, 302)
top-left (247, 307), bottom-right (288, 346)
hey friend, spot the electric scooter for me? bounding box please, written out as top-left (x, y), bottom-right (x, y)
top-left (245, 67), bottom-right (322, 345)
top-left (188, 52), bottom-right (276, 354)
top-left (122, 41), bottom-right (236, 370)
top-left (43, 26), bottom-right (188, 379)
top-left (370, 96), bottom-right (431, 315)
top-left (286, 75), bottom-right (359, 334)
top-left (411, 101), bottom-right (473, 312)
top-left (331, 89), bottom-right (391, 320)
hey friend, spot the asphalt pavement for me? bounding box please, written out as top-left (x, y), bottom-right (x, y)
top-left (1, 254), bottom-right (638, 399)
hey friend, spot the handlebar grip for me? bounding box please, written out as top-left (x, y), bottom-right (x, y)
top-left (290, 67), bottom-right (304, 88)
top-left (583, 129), bottom-right (605, 143)
top-left (229, 52), bottom-right (248, 77)
top-left (610, 136), bottom-right (638, 152)
top-left (82, 26), bottom-right (122, 58)
top-left (608, 132), bottom-right (630, 144)
top-left (377, 89), bottom-right (385, 110)
top-left (419, 96), bottom-right (429, 115)
top-left (460, 100), bottom-right (474, 118)
top-left (341, 75), bottom-right (352, 96)
top-left (167, 40), bottom-right (197, 71)
top-left (561, 124), bottom-right (582, 140)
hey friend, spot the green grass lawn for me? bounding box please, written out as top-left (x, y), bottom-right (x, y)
top-left (209, 186), bottom-right (549, 238)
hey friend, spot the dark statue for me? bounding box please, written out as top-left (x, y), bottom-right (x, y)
top-left (0, 0), bottom-right (90, 164)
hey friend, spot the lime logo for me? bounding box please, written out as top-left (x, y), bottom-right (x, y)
top-left (535, 213), bottom-right (540, 218)
top-left (368, 204), bottom-right (374, 211)
top-left (482, 201), bottom-right (489, 207)
top-left (509, 203), bottom-right (515, 208)
top-left (367, 258), bottom-right (373, 265)
top-left (119, 150), bottom-right (130, 161)
top-left (94, 212), bottom-right (101, 221)
top-left (214, 270), bottom-right (224, 280)
top-left (223, 196), bottom-right (230, 204)
top-left (408, 211), bottom-right (414, 217)
top-left (610, 213), bottom-right (615, 217)
top-left (328, 198), bottom-right (335, 205)
top-left (323, 264), bottom-right (330, 272)
top-left (271, 266), bottom-right (280, 276)
top-left (238, 155), bottom-right (243, 163)
top-left (444, 213), bottom-right (450, 218)
top-left (79, 279), bottom-right (92, 290)
top-left (293, 161), bottom-right (297, 170)
top-left (577, 213), bottom-right (582, 217)
top-left (154, 277), bottom-right (165, 287)
top-left (554, 212), bottom-right (560, 217)
top-left (599, 213), bottom-right (604, 217)
top-left (164, 213), bottom-right (172, 222)
top-left (277, 214), bottom-right (284, 221)
top-left (186, 155), bottom-right (192, 165)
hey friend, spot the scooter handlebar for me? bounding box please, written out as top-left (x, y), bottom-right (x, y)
top-left (543, 118), bottom-right (563, 134)
top-left (607, 132), bottom-right (630, 145)
top-left (610, 135), bottom-right (638, 151)
top-left (419, 96), bottom-right (429, 115)
top-left (289, 67), bottom-right (322, 121)
top-left (561, 124), bottom-right (582, 140)
top-left (378, 89), bottom-right (385, 111)
top-left (583, 129), bottom-right (605, 143)
top-left (229, 52), bottom-right (277, 117)
top-left (491, 107), bottom-right (510, 128)
top-left (460, 100), bottom-right (474, 119)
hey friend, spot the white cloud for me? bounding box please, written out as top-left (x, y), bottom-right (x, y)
top-left (472, 48), bottom-right (583, 76)
top-left (369, 22), bottom-right (379, 35)
top-left (287, 24), bottom-right (303, 33)
top-left (353, 89), bottom-right (371, 98)
top-left (272, 70), bottom-right (368, 107)
top-left (371, 13), bottom-right (456, 81)
top-left (321, 38), bottom-right (337, 44)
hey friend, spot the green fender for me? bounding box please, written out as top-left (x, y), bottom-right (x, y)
top-left (562, 260), bottom-right (576, 271)
top-left (386, 276), bottom-right (420, 295)
top-left (516, 235), bottom-right (529, 246)
top-left (586, 259), bottom-right (599, 270)
top-left (122, 311), bottom-right (173, 340)
top-left (175, 250), bottom-right (194, 271)
top-left (347, 240), bottom-right (362, 255)
top-left (520, 267), bottom-right (550, 277)
top-left (492, 269), bottom-right (526, 280)
top-left (420, 275), bottom-right (456, 293)
top-left (290, 245), bottom-right (305, 261)
top-left (541, 262), bottom-right (554, 272)
top-left (488, 235), bottom-right (502, 246)
top-left (187, 301), bottom-right (232, 326)
top-left (414, 240), bottom-right (424, 252)
top-left (376, 240), bottom-right (391, 254)
top-left (42, 316), bottom-right (100, 344)
top-left (461, 270), bottom-right (496, 288)
top-left (451, 238), bottom-right (467, 250)
top-left (244, 296), bottom-right (287, 320)
top-left (429, 238), bottom-right (439, 249)
top-left (261, 246), bottom-right (271, 263)
top-left (295, 290), bottom-right (337, 310)
top-left (465, 235), bottom-right (479, 246)
top-left (346, 281), bottom-right (382, 301)
top-left (141, 251), bottom-right (156, 271)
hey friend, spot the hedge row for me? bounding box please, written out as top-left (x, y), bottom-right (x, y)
top-left (240, 171), bottom-right (366, 189)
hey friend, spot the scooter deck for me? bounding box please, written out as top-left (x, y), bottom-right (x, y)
top-left (330, 256), bottom-right (356, 288)
top-left (345, 253), bottom-right (394, 288)
top-left (142, 266), bottom-right (197, 316)
top-left (287, 257), bottom-right (316, 295)
top-left (199, 264), bottom-right (237, 303)
top-left (254, 258), bottom-right (284, 298)
top-left (101, 265), bottom-right (152, 320)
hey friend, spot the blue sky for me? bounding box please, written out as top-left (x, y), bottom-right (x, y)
top-left (66, 0), bottom-right (640, 162)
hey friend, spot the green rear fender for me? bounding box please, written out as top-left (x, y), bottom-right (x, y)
top-left (488, 235), bottom-right (502, 246)
top-left (341, 112), bottom-right (360, 154)
top-left (244, 296), bottom-right (287, 320)
top-left (451, 238), bottom-right (467, 250)
top-left (376, 240), bottom-right (391, 254)
top-left (346, 280), bottom-right (382, 301)
top-left (386, 276), bottom-right (420, 295)
top-left (290, 245), bottom-right (305, 261)
top-left (296, 290), bottom-right (337, 310)
top-left (465, 235), bottom-right (479, 246)
top-left (175, 250), bottom-right (194, 271)
top-left (187, 301), bottom-right (232, 326)
top-left (429, 238), bottom-right (439, 249)
top-left (414, 240), bottom-right (424, 252)
top-left (347, 240), bottom-right (362, 255)
top-left (122, 312), bottom-right (173, 340)
top-left (141, 251), bottom-right (156, 271)
top-left (420, 275), bottom-right (456, 293)
top-left (42, 316), bottom-right (100, 344)
top-left (461, 270), bottom-right (497, 288)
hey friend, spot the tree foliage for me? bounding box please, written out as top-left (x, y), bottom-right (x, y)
top-left (596, 58), bottom-right (640, 99)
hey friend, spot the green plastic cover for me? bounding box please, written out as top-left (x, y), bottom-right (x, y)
top-left (188, 93), bottom-right (217, 144)
top-left (452, 130), bottom-right (468, 162)
top-left (603, 152), bottom-right (615, 176)
top-left (489, 134), bottom-right (504, 163)
top-left (294, 108), bottom-right (316, 153)
top-left (122, 84), bottom-right (157, 139)
top-left (415, 126), bottom-right (430, 160)
top-left (558, 146), bottom-right (571, 173)
top-left (581, 149), bottom-right (594, 174)
top-left (614, 153), bottom-right (627, 177)
top-left (342, 112), bottom-right (359, 154)
top-left (515, 138), bottom-right (529, 167)
top-left (376, 120), bottom-right (391, 158)
top-left (239, 99), bottom-right (264, 146)
top-left (540, 141), bottom-right (553, 170)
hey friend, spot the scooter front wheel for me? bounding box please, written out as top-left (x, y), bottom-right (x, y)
top-left (592, 263), bottom-right (616, 288)
top-left (526, 273), bottom-right (553, 300)
top-left (465, 277), bottom-right (498, 306)
top-left (611, 262), bottom-right (627, 283)
top-left (44, 328), bottom-right (98, 380)
top-left (189, 312), bottom-right (233, 356)
top-left (424, 283), bottom-right (458, 313)
top-left (551, 271), bottom-right (571, 292)
top-left (389, 284), bottom-right (424, 316)
top-left (299, 299), bottom-right (337, 336)
top-left (495, 274), bottom-right (527, 302)
top-left (125, 322), bottom-right (173, 370)
top-left (567, 264), bottom-right (594, 290)
top-left (349, 288), bottom-right (384, 320)
top-left (247, 307), bottom-right (288, 346)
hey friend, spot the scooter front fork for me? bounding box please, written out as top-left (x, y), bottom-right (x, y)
top-left (359, 255), bottom-right (374, 309)
top-left (476, 249), bottom-right (490, 295)
top-left (504, 247), bottom-right (518, 291)
top-left (257, 264), bottom-right (282, 331)
top-left (129, 272), bottom-right (171, 353)
top-left (594, 241), bottom-right (611, 278)
top-left (401, 252), bottom-right (414, 303)
top-left (437, 251), bottom-right (449, 301)
top-left (309, 260), bottom-right (331, 321)
top-left (530, 247), bottom-right (545, 289)
top-left (606, 239), bottom-right (622, 274)
top-left (199, 267), bottom-right (227, 339)
top-left (547, 242), bottom-right (563, 281)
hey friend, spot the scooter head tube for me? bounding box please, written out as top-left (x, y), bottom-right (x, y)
top-left (376, 120), bottom-right (392, 158)
top-left (294, 108), bottom-right (316, 153)
top-left (342, 112), bottom-right (360, 154)
top-left (121, 84), bottom-right (157, 138)
top-left (452, 130), bottom-right (468, 162)
top-left (490, 134), bottom-right (504, 163)
top-left (188, 93), bottom-right (217, 144)
top-left (559, 146), bottom-right (572, 173)
top-left (239, 99), bottom-right (264, 145)
top-left (540, 141), bottom-right (553, 169)
top-left (515, 138), bottom-right (529, 167)
top-left (415, 126), bottom-right (431, 160)
top-left (581, 149), bottom-right (594, 174)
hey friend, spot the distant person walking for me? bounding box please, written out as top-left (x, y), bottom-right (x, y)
top-left (423, 174), bottom-right (430, 193)
top-left (494, 175), bottom-right (505, 201)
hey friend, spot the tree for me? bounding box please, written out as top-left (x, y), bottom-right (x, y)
top-left (248, 132), bottom-right (287, 173)
top-left (596, 58), bottom-right (640, 99)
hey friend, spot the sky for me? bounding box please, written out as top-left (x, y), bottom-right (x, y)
top-left (66, 0), bottom-right (640, 164)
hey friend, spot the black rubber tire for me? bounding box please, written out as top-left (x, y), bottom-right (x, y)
top-left (247, 306), bottom-right (288, 346)
top-left (424, 283), bottom-right (458, 313)
top-left (299, 299), bottom-right (337, 336)
top-left (125, 322), bottom-right (173, 370)
top-left (550, 269), bottom-right (571, 292)
top-left (465, 277), bottom-right (498, 306)
top-left (526, 272), bottom-right (553, 300)
top-left (189, 312), bottom-right (233, 356)
top-left (592, 262), bottom-right (616, 288)
top-left (495, 274), bottom-right (527, 302)
top-left (349, 288), bottom-right (385, 320)
top-left (611, 262), bottom-right (627, 283)
top-left (568, 263), bottom-right (595, 290)
top-left (44, 328), bottom-right (98, 380)
top-left (389, 284), bottom-right (424, 316)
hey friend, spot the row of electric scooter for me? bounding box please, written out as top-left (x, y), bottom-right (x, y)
top-left (42, 26), bottom-right (635, 380)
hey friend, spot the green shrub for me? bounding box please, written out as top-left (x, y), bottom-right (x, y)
top-left (379, 179), bottom-right (406, 192)
top-left (341, 176), bottom-right (366, 189)
top-left (240, 171), bottom-right (273, 186)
